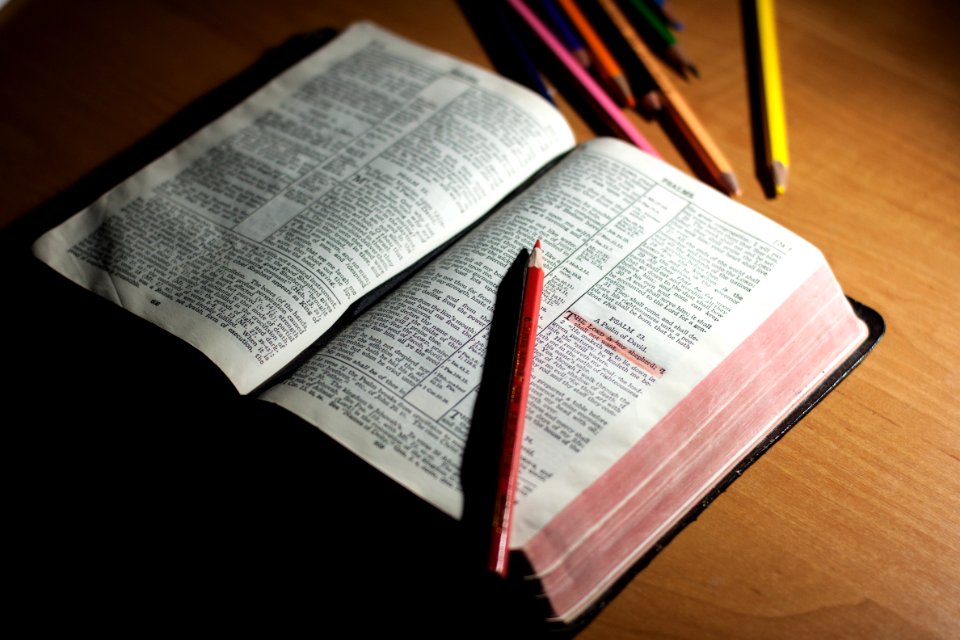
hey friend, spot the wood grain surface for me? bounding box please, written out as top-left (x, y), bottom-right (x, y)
top-left (2, 1), bottom-right (956, 637)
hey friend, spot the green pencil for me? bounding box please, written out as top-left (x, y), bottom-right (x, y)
top-left (621, 0), bottom-right (698, 78)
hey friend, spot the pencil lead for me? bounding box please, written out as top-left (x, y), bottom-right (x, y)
top-left (640, 90), bottom-right (663, 113)
top-left (530, 240), bottom-right (544, 268)
top-left (613, 74), bottom-right (637, 108)
top-left (772, 161), bottom-right (788, 195)
top-left (573, 48), bottom-right (592, 69)
top-left (720, 171), bottom-right (742, 197)
top-left (666, 44), bottom-right (695, 80)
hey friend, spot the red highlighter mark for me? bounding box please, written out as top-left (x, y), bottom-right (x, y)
top-left (564, 311), bottom-right (664, 376)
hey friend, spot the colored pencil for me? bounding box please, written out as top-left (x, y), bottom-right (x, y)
top-left (576, 0), bottom-right (662, 113)
top-left (622, 0), bottom-right (698, 78)
top-left (489, 240), bottom-right (544, 578)
top-left (507, 0), bottom-right (660, 156)
top-left (460, 0), bottom-right (555, 104)
top-left (540, 0), bottom-right (593, 69)
top-left (556, 0), bottom-right (636, 108)
top-left (645, 0), bottom-right (684, 31)
top-left (756, 0), bottom-right (789, 194)
top-left (597, 0), bottom-right (741, 196)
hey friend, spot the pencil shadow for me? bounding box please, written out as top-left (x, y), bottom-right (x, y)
top-left (458, 0), bottom-right (550, 102)
top-left (739, 0), bottom-right (777, 199)
top-left (460, 247), bottom-right (528, 570)
top-left (457, 247), bottom-right (559, 633)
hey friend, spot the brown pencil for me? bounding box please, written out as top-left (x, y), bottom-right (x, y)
top-left (597, 0), bottom-right (740, 196)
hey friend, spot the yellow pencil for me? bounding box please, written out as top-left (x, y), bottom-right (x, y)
top-left (757, 0), bottom-right (789, 194)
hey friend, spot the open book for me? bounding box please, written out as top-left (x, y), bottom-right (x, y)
top-left (31, 22), bottom-right (880, 626)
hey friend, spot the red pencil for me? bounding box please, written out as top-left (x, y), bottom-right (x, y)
top-left (490, 239), bottom-right (545, 577)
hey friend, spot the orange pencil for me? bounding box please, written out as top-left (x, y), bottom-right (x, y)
top-left (597, 0), bottom-right (741, 196)
top-left (557, 0), bottom-right (636, 108)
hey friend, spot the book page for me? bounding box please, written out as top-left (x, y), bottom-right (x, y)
top-left (262, 138), bottom-right (831, 532)
top-left (32, 22), bottom-right (574, 394)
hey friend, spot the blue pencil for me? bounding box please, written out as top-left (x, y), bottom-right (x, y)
top-left (540, 0), bottom-right (593, 67)
top-left (460, 0), bottom-right (555, 104)
top-left (500, 5), bottom-right (555, 103)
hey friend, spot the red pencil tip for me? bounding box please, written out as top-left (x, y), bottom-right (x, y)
top-left (534, 239), bottom-right (541, 249)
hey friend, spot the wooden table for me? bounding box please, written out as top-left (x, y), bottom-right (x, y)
top-left (2, 0), bottom-right (957, 637)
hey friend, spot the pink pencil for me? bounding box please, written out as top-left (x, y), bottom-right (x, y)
top-left (506, 0), bottom-right (660, 157)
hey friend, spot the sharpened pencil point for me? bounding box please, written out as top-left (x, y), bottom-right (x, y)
top-left (613, 74), bottom-right (637, 108)
top-left (531, 240), bottom-right (544, 268)
top-left (772, 161), bottom-right (788, 195)
top-left (666, 44), bottom-right (695, 79)
top-left (641, 90), bottom-right (663, 113)
top-left (721, 171), bottom-right (742, 197)
top-left (573, 48), bottom-right (592, 69)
